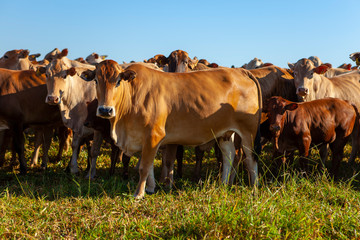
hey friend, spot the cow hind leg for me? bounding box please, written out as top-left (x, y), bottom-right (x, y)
top-left (85, 130), bottom-right (103, 179)
top-left (40, 128), bottom-right (53, 170)
top-left (219, 134), bottom-right (236, 184)
top-left (30, 129), bottom-right (43, 168)
top-left (193, 146), bottom-right (204, 182)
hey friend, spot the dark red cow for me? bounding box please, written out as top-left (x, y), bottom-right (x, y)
top-left (263, 96), bottom-right (357, 177)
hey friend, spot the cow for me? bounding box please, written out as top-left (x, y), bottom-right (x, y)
top-left (81, 60), bottom-right (262, 198)
top-left (0, 69), bottom-right (63, 173)
top-left (0, 49), bottom-right (33, 70)
top-left (41, 49), bottom-right (97, 176)
top-left (308, 56), bottom-right (322, 67)
top-left (86, 53), bottom-right (108, 65)
top-left (84, 99), bottom-right (131, 178)
top-left (288, 58), bottom-right (360, 163)
top-left (263, 96), bottom-right (357, 177)
top-left (350, 52), bottom-right (360, 66)
top-left (0, 49), bottom-right (69, 168)
top-left (242, 58), bottom-right (264, 70)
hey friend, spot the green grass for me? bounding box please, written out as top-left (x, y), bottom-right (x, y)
top-left (0, 135), bottom-right (360, 239)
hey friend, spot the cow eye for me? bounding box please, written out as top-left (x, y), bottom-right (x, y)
top-left (94, 79), bottom-right (98, 85)
top-left (4, 55), bottom-right (8, 59)
top-left (116, 79), bottom-right (121, 87)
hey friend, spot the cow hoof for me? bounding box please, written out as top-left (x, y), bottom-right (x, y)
top-left (145, 189), bottom-right (155, 195)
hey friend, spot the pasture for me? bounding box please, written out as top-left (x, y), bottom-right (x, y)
top-left (0, 135), bottom-right (360, 239)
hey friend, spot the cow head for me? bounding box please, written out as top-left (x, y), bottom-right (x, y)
top-left (288, 58), bottom-right (330, 100)
top-left (244, 58), bottom-right (264, 70)
top-left (42, 48), bottom-right (77, 105)
top-left (263, 96), bottom-right (298, 149)
top-left (167, 50), bottom-right (198, 72)
top-left (81, 60), bottom-right (134, 119)
top-left (44, 48), bottom-right (61, 62)
top-left (86, 52), bottom-right (108, 65)
top-left (349, 52), bottom-right (360, 66)
top-left (308, 56), bottom-right (322, 67)
top-left (0, 49), bottom-right (32, 70)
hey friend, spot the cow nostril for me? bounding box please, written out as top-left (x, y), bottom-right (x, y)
top-left (108, 108), bottom-right (113, 114)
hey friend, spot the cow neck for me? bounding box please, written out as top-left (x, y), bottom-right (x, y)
top-left (114, 80), bottom-right (132, 121)
top-left (310, 74), bottom-right (332, 101)
top-left (59, 74), bottom-right (97, 131)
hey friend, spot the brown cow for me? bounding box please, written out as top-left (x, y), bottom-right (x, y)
top-left (0, 49), bottom-right (33, 70)
top-left (84, 99), bottom-right (131, 178)
top-left (263, 96), bottom-right (357, 177)
top-left (81, 60), bottom-right (262, 198)
top-left (288, 58), bottom-right (360, 162)
top-left (0, 69), bottom-right (63, 173)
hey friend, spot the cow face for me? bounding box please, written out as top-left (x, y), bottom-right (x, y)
top-left (81, 60), bottom-right (132, 119)
top-left (245, 58), bottom-right (264, 70)
top-left (0, 49), bottom-right (31, 70)
top-left (263, 96), bottom-right (298, 149)
top-left (86, 53), bottom-right (107, 65)
top-left (289, 59), bottom-right (330, 100)
top-left (44, 49), bottom-right (77, 105)
top-left (167, 50), bottom-right (195, 73)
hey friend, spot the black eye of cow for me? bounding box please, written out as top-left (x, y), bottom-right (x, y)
top-left (4, 55), bottom-right (8, 59)
top-left (116, 79), bottom-right (121, 87)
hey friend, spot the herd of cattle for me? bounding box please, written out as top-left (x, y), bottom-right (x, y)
top-left (0, 48), bottom-right (360, 198)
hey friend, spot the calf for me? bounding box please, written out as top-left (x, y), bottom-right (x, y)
top-left (263, 96), bottom-right (357, 177)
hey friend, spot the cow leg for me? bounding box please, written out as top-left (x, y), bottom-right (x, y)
top-left (214, 143), bottom-right (223, 174)
top-left (299, 136), bottom-right (311, 175)
top-left (318, 144), bottom-right (329, 172)
top-left (54, 126), bottom-right (71, 163)
top-left (194, 146), bottom-right (204, 181)
top-left (30, 129), bottom-right (43, 168)
top-left (40, 128), bottom-right (53, 170)
top-left (159, 147), bottom-right (169, 184)
top-left (330, 138), bottom-right (348, 179)
top-left (85, 130), bottom-right (103, 179)
top-left (164, 144), bottom-right (178, 187)
top-left (12, 127), bottom-right (26, 174)
top-left (109, 143), bottom-right (119, 176)
top-left (349, 122), bottom-right (360, 164)
top-left (240, 132), bottom-right (258, 187)
top-left (219, 134), bottom-right (236, 184)
top-left (0, 130), bottom-right (9, 167)
top-left (134, 139), bottom-right (161, 199)
top-left (68, 132), bottom-right (82, 174)
top-left (176, 145), bottom-right (183, 178)
top-left (122, 153), bottom-right (131, 180)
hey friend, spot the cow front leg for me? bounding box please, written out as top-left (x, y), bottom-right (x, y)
top-left (12, 127), bottom-right (26, 175)
top-left (68, 132), bottom-right (82, 174)
top-left (85, 130), bottom-right (103, 179)
top-left (40, 127), bottom-right (53, 170)
top-left (134, 140), bottom-right (162, 199)
top-left (30, 129), bottom-right (43, 168)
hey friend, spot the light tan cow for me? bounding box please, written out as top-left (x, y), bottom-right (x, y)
top-left (242, 58), bottom-right (264, 70)
top-left (81, 60), bottom-right (262, 198)
top-left (41, 49), bottom-right (97, 176)
top-left (288, 58), bottom-right (360, 162)
top-left (86, 53), bottom-right (108, 65)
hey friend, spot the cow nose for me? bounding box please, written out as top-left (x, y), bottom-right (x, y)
top-left (46, 95), bottom-right (60, 104)
top-left (97, 106), bottom-right (114, 118)
top-left (297, 87), bottom-right (309, 97)
top-left (270, 125), bottom-right (281, 132)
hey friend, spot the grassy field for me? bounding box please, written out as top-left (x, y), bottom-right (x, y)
top-left (0, 136), bottom-right (360, 239)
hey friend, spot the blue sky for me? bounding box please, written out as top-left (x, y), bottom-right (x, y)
top-left (1, 0), bottom-right (358, 68)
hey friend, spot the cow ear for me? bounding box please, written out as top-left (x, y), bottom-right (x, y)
top-left (36, 66), bottom-right (46, 76)
top-left (19, 49), bottom-right (30, 58)
top-left (94, 54), bottom-right (99, 59)
top-left (313, 64), bottom-right (329, 74)
top-left (120, 70), bottom-right (136, 81)
top-left (285, 103), bottom-right (298, 111)
top-left (58, 49), bottom-right (68, 59)
top-left (67, 67), bottom-right (77, 76)
top-left (101, 55), bottom-right (107, 60)
top-left (80, 69), bottom-right (96, 81)
top-left (288, 62), bottom-right (295, 70)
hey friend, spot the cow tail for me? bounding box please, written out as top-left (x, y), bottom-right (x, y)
top-left (245, 70), bottom-right (263, 162)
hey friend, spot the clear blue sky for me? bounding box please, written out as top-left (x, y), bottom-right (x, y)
top-left (1, 0), bottom-right (358, 68)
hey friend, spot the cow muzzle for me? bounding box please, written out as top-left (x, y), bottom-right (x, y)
top-left (97, 105), bottom-right (115, 119)
top-left (296, 87), bottom-right (309, 97)
top-left (46, 95), bottom-right (61, 105)
top-left (270, 124), bottom-right (281, 132)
